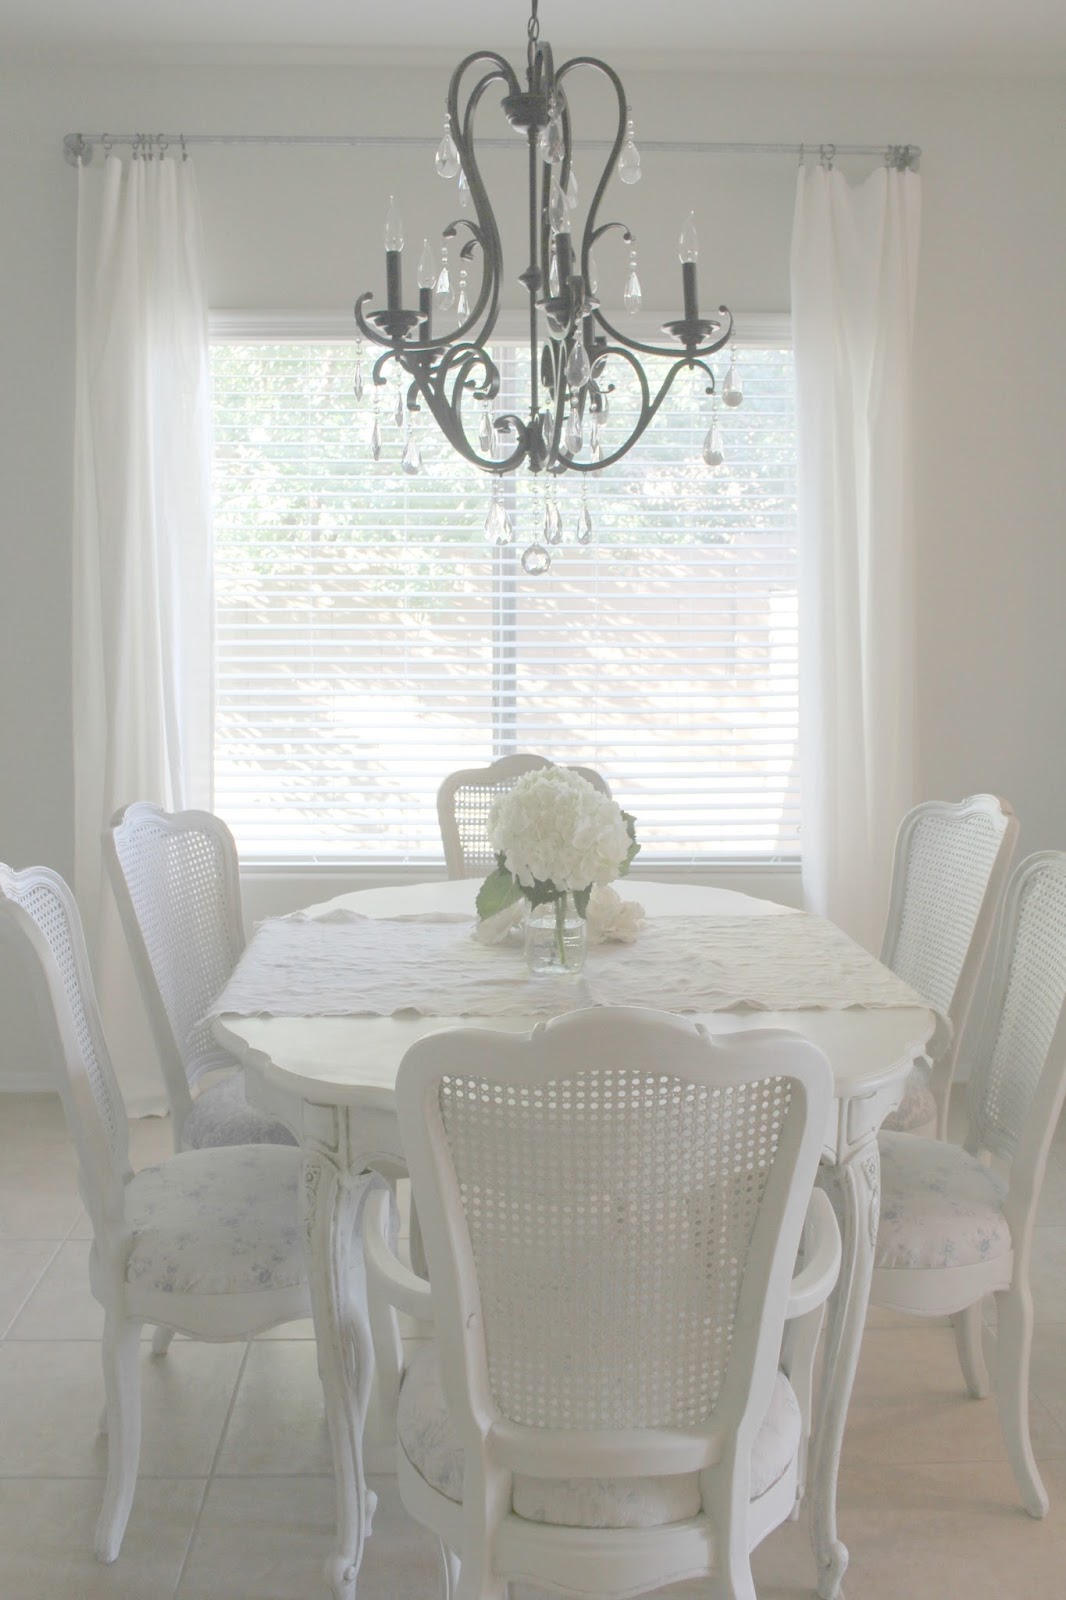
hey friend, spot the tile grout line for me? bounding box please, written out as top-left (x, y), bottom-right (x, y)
top-left (172, 1338), bottom-right (253, 1598)
top-left (0, 1238), bottom-right (64, 1341)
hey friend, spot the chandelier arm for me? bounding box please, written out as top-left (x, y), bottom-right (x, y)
top-left (408, 362), bottom-right (529, 472)
top-left (555, 56), bottom-right (629, 295)
top-left (593, 304), bottom-right (735, 362)
top-left (444, 70), bottom-right (509, 347)
top-left (564, 346), bottom-right (705, 471)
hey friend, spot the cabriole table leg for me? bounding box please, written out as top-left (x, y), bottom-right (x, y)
top-left (302, 1151), bottom-right (377, 1600)
top-left (810, 1138), bottom-right (881, 1600)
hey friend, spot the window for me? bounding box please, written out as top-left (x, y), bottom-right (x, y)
top-left (210, 324), bottom-right (798, 864)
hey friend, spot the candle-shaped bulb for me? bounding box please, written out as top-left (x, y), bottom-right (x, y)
top-left (417, 239), bottom-right (435, 289)
top-left (678, 211), bottom-right (699, 264)
top-left (384, 195), bottom-right (404, 252)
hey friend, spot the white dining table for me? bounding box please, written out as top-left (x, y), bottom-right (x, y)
top-left (214, 878), bottom-right (935, 1600)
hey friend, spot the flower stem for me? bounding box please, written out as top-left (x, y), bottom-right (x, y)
top-left (555, 894), bottom-right (567, 967)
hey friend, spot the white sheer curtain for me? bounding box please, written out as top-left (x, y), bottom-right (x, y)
top-left (790, 160), bottom-right (921, 952)
top-left (73, 154), bottom-right (214, 1112)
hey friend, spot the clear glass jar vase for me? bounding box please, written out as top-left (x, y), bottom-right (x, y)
top-left (524, 892), bottom-right (587, 976)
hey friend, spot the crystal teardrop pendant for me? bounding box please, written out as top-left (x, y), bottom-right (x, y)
top-left (548, 174), bottom-right (568, 235)
top-left (485, 489), bottom-right (513, 546)
top-left (435, 118), bottom-right (460, 180)
top-left (722, 349), bottom-right (743, 407)
top-left (401, 432), bottom-right (422, 476)
top-left (544, 496), bottom-right (563, 545)
top-left (435, 250), bottom-right (454, 312)
top-left (548, 252), bottom-right (560, 296)
top-left (479, 407), bottom-right (494, 453)
top-left (369, 414), bottom-right (382, 461)
top-left (565, 407), bottom-right (583, 454)
top-left (576, 497), bottom-right (593, 544)
top-left (457, 167), bottom-right (469, 210)
top-left (589, 427), bottom-right (603, 463)
top-left (455, 271), bottom-right (470, 322)
top-left (352, 362), bottom-right (364, 402)
top-left (566, 343), bottom-right (591, 391)
top-left (618, 118), bottom-right (641, 185)
top-left (587, 251), bottom-right (599, 296)
top-left (623, 251), bottom-right (642, 314)
top-left (565, 166), bottom-right (579, 210)
top-left (522, 542), bottom-right (552, 576)
top-left (543, 112), bottom-right (565, 164)
top-left (702, 418), bottom-right (724, 468)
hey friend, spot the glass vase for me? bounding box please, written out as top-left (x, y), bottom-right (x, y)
top-left (524, 892), bottom-right (587, 976)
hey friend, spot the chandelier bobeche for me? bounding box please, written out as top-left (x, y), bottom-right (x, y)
top-left (354, 0), bottom-right (742, 572)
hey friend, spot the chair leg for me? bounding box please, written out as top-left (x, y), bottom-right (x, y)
top-left (953, 1301), bottom-right (990, 1399)
top-left (151, 1326), bottom-right (174, 1358)
top-left (95, 1317), bottom-right (143, 1562)
top-left (437, 1541), bottom-right (460, 1600)
top-left (995, 1285), bottom-right (1048, 1519)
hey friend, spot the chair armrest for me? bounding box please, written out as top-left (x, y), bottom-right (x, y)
top-left (786, 1188), bottom-right (841, 1320)
top-left (362, 1187), bottom-right (434, 1323)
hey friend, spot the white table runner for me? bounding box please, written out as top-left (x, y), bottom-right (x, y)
top-left (210, 909), bottom-right (941, 1030)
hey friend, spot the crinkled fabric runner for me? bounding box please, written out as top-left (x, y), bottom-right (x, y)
top-left (210, 910), bottom-right (943, 1036)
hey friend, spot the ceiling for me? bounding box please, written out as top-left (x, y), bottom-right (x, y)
top-left (4, 0), bottom-right (1066, 67)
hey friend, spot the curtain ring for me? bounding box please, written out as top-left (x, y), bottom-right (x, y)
top-left (797, 142), bottom-right (806, 168)
top-left (819, 143), bottom-right (835, 170)
top-left (180, 134), bottom-right (188, 162)
top-left (102, 133), bottom-right (113, 157)
top-left (158, 133), bottom-right (169, 158)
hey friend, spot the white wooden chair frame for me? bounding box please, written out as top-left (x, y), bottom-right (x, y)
top-left (0, 864), bottom-right (313, 1563)
top-left (872, 852), bottom-right (1066, 1519)
top-left (365, 1009), bottom-right (841, 1600)
top-left (881, 793), bottom-right (1018, 1137)
top-left (436, 754), bottom-right (612, 879)
top-left (105, 801), bottom-right (247, 1146)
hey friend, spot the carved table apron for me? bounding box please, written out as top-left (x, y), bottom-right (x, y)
top-left (214, 878), bottom-right (933, 1600)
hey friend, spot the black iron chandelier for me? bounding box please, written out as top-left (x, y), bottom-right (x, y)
top-left (354, 0), bottom-right (742, 572)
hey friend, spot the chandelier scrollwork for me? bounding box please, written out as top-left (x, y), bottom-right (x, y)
top-left (354, 0), bottom-right (739, 568)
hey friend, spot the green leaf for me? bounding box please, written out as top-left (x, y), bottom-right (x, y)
top-left (619, 811), bottom-right (641, 877)
top-left (572, 885), bottom-right (592, 919)
top-left (476, 865), bottom-right (523, 921)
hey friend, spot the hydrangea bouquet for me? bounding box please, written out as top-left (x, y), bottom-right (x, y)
top-left (475, 767), bottom-right (639, 964)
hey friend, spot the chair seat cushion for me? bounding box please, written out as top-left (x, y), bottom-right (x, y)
top-left (881, 1060), bottom-right (937, 1134)
top-left (876, 1131), bottom-right (1011, 1272)
top-left (397, 1345), bottom-right (800, 1528)
top-left (124, 1145), bottom-right (306, 1296)
top-left (182, 1072), bottom-right (297, 1150)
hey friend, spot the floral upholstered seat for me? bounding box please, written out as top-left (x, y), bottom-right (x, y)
top-left (876, 1131), bottom-right (1010, 1272)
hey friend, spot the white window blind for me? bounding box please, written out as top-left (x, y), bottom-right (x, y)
top-left (211, 333), bottom-right (799, 864)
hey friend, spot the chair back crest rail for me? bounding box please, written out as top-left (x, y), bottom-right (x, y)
top-left (436, 754), bottom-right (612, 878)
top-left (105, 802), bottom-right (246, 1130)
top-left (397, 1008), bottom-right (833, 1493)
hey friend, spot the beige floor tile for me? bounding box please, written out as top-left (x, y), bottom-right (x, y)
top-left (175, 1474), bottom-right (335, 1600)
top-left (0, 1092), bottom-right (70, 1147)
top-left (845, 1324), bottom-right (1066, 1465)
top-left (215, 1341), bottom-right (331, 1476)
top-left (350, 1476), bottom-right (441, 1600)
top-left (7, 1239), bottom-right (104, 1340)
top-left (256, 1316), bottom-right (317, 1340)
top-left (834, 1456), bottom-right (1066, 1599)
top-left (1029, 1323), bottom-right (1066, 1434)
top-left (0, 1474), bottom-right (204, 1600)
top-left (0, 1339), bottom-right (246, 1478)
top-left (0, 1238), bottom-right (60, 1335)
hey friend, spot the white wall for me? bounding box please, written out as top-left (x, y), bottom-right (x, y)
top-left (0, 54), bottom-right (1063, 1084)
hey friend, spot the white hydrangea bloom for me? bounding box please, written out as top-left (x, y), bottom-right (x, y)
top-left (487, 766), bottom-right (631, 894)
top-left (585, 884), bottom-right (645, 944)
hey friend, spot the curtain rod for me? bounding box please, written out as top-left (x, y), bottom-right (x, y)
top-left (63, 132), bottom-right (920, 169)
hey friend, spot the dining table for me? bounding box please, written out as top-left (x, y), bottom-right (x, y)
top-left (212, 877), bottom-right (936, 1600)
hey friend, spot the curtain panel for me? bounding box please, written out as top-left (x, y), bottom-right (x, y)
top-left (73, 154), bottom-right (214, 1112)
top-left (791, 161), bottom-right (922, 952)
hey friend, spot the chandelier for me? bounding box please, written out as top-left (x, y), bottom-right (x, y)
top-left (354, 0), bottom-right (742, 572)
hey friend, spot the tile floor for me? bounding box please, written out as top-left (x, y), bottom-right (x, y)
top-left (2, 1092), bottom-right (1066, 1599)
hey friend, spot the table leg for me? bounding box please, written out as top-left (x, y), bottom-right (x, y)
top-left (302, 1152), bottom-right (377, 1600)
top-left (809, 1140), bottom-right (880, 1600)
